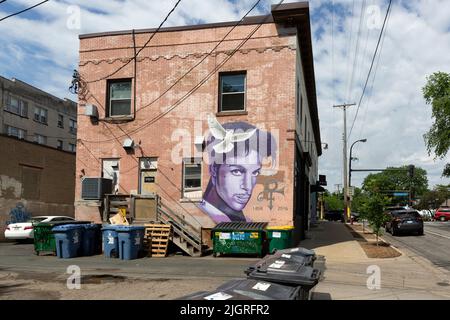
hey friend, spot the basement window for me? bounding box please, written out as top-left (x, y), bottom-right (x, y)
top-left (107, 79), bottom-right (132, 117)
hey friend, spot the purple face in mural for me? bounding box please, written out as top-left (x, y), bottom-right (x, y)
top-left (199, 117), bottom-right (277, 223)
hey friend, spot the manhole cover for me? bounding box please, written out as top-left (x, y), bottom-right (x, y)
top-left (81, 274), bottom-right (127, 284)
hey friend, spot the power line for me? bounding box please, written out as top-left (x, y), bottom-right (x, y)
top-left (85, 0), bottom-right (183, 84)
top-left (81, 0), bottom-right (285, 144)
top-left (133, 0), bottom-right (264, 115)
top-left (0, 0), bottom-right (48, 22)
top-left (348, 0), bottom-right (393, 140)
top-left (357, 3), bottom-right (390, 140)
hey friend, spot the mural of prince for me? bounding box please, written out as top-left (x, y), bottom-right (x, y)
top-left (198, 115), bottom-right (277, 223)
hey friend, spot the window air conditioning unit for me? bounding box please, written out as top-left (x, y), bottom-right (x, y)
top-left (81, 177), bottom-right (113, 200)
top-left (85, 104), bottom-right (99, 119)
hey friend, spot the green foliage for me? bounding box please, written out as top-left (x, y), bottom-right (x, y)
top-left (417, 184), bottom-right (450, 210)
top-left (362, 166), bottom-right (428, 203)
top-left (359, 193), bottom-right (391, 244)
top-left (422, 72), bottom-right (450, 177)
top-left (323, 192), bottom-right (344, 211)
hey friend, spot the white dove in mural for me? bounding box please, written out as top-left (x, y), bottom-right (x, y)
top-left (207, 114), bottom-right (257, 154)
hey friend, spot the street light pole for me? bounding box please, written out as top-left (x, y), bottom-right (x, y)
top-left (348, 138), bottom-right (367, 219)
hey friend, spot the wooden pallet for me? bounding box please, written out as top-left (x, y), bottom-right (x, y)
top-left (144, 224), bottom-right (172, 257)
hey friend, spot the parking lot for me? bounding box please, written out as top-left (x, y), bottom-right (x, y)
top-left (0, 242), bottom-right (261, 300)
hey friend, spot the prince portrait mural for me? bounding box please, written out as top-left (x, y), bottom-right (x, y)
top-left (198, 115), bottom-right (278, 223)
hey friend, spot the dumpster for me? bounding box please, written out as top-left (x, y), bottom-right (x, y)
top-left (266, 225), bottom-right (295, 253)
top-left (245, 255), bottom-right (321, 300)
top-left (177, 278), bottom-right (300, 300)
top-left (80, 224), bottom-right (102, 256)
top-left (116, 226), bottom-right (145, 260)
top-left (33, 220), bottom-right (90, 256)
top-left (102, 225), bottom-right (119, 258)
top-left (52, 224), bottom-right (84, 259)
top-left (212, 222), bottom-right (268, 257)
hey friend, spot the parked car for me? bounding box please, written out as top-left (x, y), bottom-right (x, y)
top-left (4, 216), bottom-right (75, 240)
top-left (324, 210), bottom-right (344, 222)
top-left (418, 209), bottom-right (433, 221)
top-left (385, 209), bottom-right (424, 236)
top-left (434, 207), bottom-right (450, 222)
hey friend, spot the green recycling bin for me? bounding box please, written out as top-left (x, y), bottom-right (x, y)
top-left (212, 222), bottom-right (268, 257)
top-left (266, 225), bottom-right (295, 254)
top-left (33, 221), bottom-right (91, 256)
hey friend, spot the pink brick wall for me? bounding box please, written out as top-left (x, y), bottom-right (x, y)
top-left (77, 23), bottom-right (297, 227)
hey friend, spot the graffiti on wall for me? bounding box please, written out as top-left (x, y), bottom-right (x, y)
top-left (198, 115), bottom-right (282, 223)
top-left (5, 203), bottom-right (31, 225)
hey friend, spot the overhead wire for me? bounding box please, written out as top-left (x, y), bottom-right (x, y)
top-left (347, 0), bottom-right (393, 140)
top-left (84, 0), bottom-right (183, 84)
top-left (0, 0), bottom-right (48, 22)
top-left (81, 0), bottom-right (286, 144)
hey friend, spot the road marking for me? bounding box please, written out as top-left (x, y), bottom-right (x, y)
top-left (425, 230), bottom-right (450, 240)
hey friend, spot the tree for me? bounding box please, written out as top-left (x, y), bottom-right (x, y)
top-left (417, 184), bottom-right (450, 210)
top-left (359, 193), bottom-right (391, 246)
top-left (422, 72), bottom-right (450, 177)
top-left (362, 166), bottom-right (429, 205)
top-left (323, 191), bottom-right (344, 211)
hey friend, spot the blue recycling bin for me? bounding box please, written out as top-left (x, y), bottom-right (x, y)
top-left (81, 224), bottom-right (102, 256)
top-left (116, 226), bottom-right (145, 260)
top-left (52, 224), bottom-right (84, 259)
top-left (102, 225), bottom-right (119, 258)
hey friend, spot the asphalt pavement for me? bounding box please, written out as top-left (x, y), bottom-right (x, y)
top-left (382, 221), bottom-right (450, 271)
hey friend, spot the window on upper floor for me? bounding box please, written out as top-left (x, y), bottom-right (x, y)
top-left (58, 114), bottom-right (64, 128)
top-left (107, 79), bottom-right (132, 117)
top-left (219, 72), bottom-right (246, 113)
top-left (69, 119), bottom-right (77, 135)
top-left (4, 125), bottom-right (26, 140)
top-left (5, 95), bottom-right (28, 117)
top-left (34, 106), bottom-right (48, 124)
top-left (34, 134), bottom-right (47, 145)
top-left (57, 140), bottom-right (63, 150)
top-left (69, 143), bottom-right (76, 153)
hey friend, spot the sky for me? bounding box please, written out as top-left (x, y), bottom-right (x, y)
top-left (1, 0), bottom-right (449, 192)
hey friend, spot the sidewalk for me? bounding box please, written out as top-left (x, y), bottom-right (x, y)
top-left (302, 221), bottom-right (450, 300)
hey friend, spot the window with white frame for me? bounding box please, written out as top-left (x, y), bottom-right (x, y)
top-left (34, 106), bottom-right (48, 124)
top-left (69, 119), bottom-right (77, 134)
top-left (5, 95), bottom-right (28, 117)
top-left (182, 158), bottom-right (202, 199)
top-left (58, 114), bottom-right (64, 128)
top-left (34, 134), bottom-right (47, 145)
top-left (4, 125), bottom-right (26, 139)
top-left (107, 79), bottom-right (132, 117)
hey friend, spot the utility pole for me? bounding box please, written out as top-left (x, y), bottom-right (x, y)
top-left (334, 103), bottom-right (356, 222)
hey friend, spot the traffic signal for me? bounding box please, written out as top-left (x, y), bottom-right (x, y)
top-left (408, 165), bottom-right (415, 178)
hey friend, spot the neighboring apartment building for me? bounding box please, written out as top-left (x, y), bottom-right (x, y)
top-left (0, 76), bottom-right (78, 240)
top-left (76, 2), bottom-right (322, 244)
top-left (0, 76), bottom-right (77, 153)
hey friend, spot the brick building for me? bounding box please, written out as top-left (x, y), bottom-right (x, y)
top-left (0, 75), bottom-right (78, 153)
top-left (0, 135), bottom-right (76, 240)
top-left (76, 2), bottom-right (322, 246)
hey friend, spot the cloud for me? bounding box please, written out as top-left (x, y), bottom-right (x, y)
top-left (0, 0), bottom-right (449, 190)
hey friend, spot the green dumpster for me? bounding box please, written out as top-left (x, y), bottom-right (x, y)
top-left (266, 225), bottom-right (295, 253)
top-left (33, 221), bottom-right (91, 256)
top-left (212, 222), bottom-right (268, 257)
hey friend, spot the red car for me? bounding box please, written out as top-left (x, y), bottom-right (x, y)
top-left (434, 207), bottom-right (450, 221)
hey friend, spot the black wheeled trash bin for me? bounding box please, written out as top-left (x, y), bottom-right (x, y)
top-left (81, 223), bottom-right (102, 256)
top-left (271, 247), bottom-right (317, 266)
top-left (245, 255), bottom-right (321, 300)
